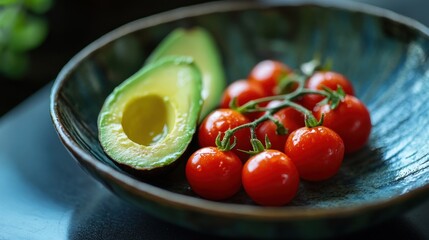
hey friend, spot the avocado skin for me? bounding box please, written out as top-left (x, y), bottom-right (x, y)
top-left (98, 56), bottom-right (203, 172)
top-left (147, 27), bottom-right (226, 121)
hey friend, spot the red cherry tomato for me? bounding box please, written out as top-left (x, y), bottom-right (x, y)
top-left (301, 71), bottom-right (355, 110)
top-left (186, 147), bottom-right (242, 200)
top-left (285, 126), bottom-right (344, 181)
top-left (252, 99), bottom-right (283, 120)
top-left (220, 80), bottom-right (267, 120)
top-left (242, 149), bottom-right (300, 206)
top-left (314, 95), bottom-right (371, 153)
top-left (256, 107), bottom-right (305, 151)
top-left (248, 60), bottom-right (292, 96)
top-left (198, 109), bottom-right (252, 160)
top-left (220, 80), bottom-right (266, 108)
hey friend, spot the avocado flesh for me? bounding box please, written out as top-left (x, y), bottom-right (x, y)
top-left (98, 57), bottom-right (203, 170)
top-left (147, 27), bottom-right (225, 121)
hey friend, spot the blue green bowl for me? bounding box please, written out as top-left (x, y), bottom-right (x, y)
top-left (50, 1), bottom-right (429, 239)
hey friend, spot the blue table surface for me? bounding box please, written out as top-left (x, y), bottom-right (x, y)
top-left (2, 1), bottom-right (429, 239)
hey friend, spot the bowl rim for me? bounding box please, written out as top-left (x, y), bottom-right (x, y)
top-left (50, 0), bottom-right (429, 221)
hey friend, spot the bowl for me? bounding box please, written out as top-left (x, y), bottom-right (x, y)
top-left (50, 1), bottom-right (429, 239)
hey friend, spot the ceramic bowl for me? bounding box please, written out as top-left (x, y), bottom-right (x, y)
top-left (50, 1), bottom-right (429, 239)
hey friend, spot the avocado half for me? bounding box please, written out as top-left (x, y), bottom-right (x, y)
top-left (98, 57), bottom-right (203, 171)
top-left (147, 27), bottom-right (225, 121)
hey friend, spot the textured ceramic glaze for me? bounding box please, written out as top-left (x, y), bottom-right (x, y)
top-left (51, 1), bottom-right (429, 239)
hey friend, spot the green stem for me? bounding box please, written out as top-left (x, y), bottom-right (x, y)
top-left (219, 59), bottom-right (343, 153)
top-left (219, 97), bottom-right (322, 152)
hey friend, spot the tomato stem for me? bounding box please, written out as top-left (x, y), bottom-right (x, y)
top-left (219, 59), bottom-right (344, 155)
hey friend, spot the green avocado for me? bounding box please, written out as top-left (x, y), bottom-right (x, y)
top-left (147, 27), bottom-right (225, 121)
top-left (98, 57), bottom-right (203, 171)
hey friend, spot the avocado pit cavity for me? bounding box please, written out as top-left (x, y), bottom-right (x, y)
top-left (121, 95), bottom-right (174, 146)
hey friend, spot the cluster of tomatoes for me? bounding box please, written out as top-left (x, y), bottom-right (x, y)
top-left (185, 60), bottom-right (372, 206)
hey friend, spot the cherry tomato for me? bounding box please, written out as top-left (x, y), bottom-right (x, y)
top-left (285, 126), bottom-right (344, 181)
top-left (242, 149), bottom-right (300, 206)
top-left (252, 99), bottom-right (283, 120)
top-left (220, 80), bottom-right (267, 120)
top-left (256, 107), bottom-right (305, 151)
top-left (314, 95), bottom-right (371, 154)
top-left (220, 80), bottom-right (266, 108)
top-left (198, 109), bottom-right (252, 160)
top-left (265, 99), bottom-right (283, 109)
top-left (301, 71), bottom-right (355, 110)
top-left (248, 60), bottom-right (292, 96)
top-left (186, 147), bottom-right (242, 200)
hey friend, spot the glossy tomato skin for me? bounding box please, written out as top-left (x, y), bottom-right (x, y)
top-left (220, 80), bottom-right (267, 120)
top-left (186, 147), bottom-right (242, 200)
top-left (198, 109), bottom-right (252, 160)
top-left (302, 71), bottom-right (355, 110)
top-left (314, 95), bottom-right (371, 154)
top-left (248, 60), bottom-right (292, 96)
top-left (252, 99), bottom-right (283, 120)
top-left (256, 107), bottom-right (305, 151)
top-left (285, 126), bottom-right (344, 181)
top-left (242, 150), bottom-right (300, 206)
top-left (220, 80), bottom-right (266, 108)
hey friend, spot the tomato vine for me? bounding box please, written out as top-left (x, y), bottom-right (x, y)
top-left (186, 58), bottom-right (372, 206)
top-left (216, 60), bottom-right (346, 155)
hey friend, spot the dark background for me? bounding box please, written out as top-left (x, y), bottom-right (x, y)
top-left (0, 0), bottom-right (215, 116)
top-left (1, 0), bottom-right (429, 116)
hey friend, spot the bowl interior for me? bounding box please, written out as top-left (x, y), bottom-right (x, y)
top-left (53, 2), bottom-right (429, 209)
